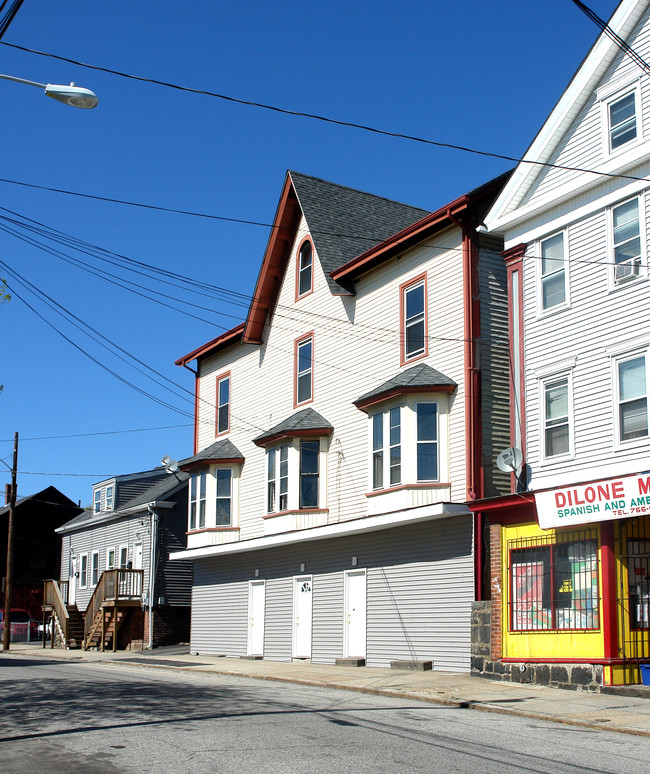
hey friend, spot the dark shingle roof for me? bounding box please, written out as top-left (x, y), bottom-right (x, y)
top-left (179, 438), bottom-right (245, 471)
top-left (253, 407), bottom-right (333, 446)
top-left (57, 472), bottom-right (189, 533)
top-left (289, 171), bottom-right (429, 294)
top-left (354, 363), bottom-right (457, 410)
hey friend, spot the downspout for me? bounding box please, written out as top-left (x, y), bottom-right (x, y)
top-left (147, 503), bottom-right (158, 650)
top-left (448, 208), bottom-right (484, 599)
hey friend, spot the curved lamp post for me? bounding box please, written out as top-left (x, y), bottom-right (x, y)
top-left (0, 73), bottom-right (98, 108)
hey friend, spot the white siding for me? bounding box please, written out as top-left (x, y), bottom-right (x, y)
top-left (189, 516), bottom-right (473, 671)
top-left (193, 218), bottom-right (474, 544)
top-left (520, 4), bottom-right (650, 213)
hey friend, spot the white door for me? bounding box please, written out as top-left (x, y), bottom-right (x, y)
top-left (133, 543), bottom-right (143, 570)
top-left (344, 570), bottom-right (367, 658)
top-left (68, 555), bottom-right (77, 606)
top-left (247, 581), bottom-right (266, 656)
top-left (292, 576), bottom-right (313, 658)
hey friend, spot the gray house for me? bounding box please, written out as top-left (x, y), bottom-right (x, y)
top-left (48, 468), bottom-right (192, 650)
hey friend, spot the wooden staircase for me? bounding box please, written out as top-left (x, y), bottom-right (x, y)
top-left (82, 569), bottom-right (143, 651)
top-left (43, 580), bottom-right (83, 649)
top-left (84, 607), bottom-right (129, 651)
top-left (65, 606), bottom-right (85, 649)
top-left (44, 569), bottom-right (143, 652)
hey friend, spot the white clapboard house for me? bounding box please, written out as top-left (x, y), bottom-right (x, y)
top-left (170, 170), bottom-right (511, 670)
top-left (475, 0), bottom-right (650, 687)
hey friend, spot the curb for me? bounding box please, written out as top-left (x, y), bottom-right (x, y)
top-left (6, 649), bottom-right (650, 738)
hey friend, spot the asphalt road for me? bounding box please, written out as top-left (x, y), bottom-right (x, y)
top-left (0, 654), bottom-right (649, 774)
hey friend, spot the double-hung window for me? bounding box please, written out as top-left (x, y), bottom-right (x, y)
top-left (267, 445), bottom-right (289, 513)
top-left (617, 355), bottom-right (648, 442)
top-left (215, 468), bottom-right (232, 526)
top-left (107, 548), bottom-right (115, 570)
top-left (216, 374), bottom-right (230, 435)
top-left (295, 334), bottom-right (314, 405)
top-left (79, 554), bottom-right (88, 588)
top-left (401, 276), bottom-right (427, 363)
top-left (609, 91), bottom-right (637, 151)
top-left (416, 402), bottom-right (438, 481)
top-left (372, 408), bottom-right (401, 490)
top-left (543, 377), bottom-right (570, 458)
top-left (94, 489), bottom-right (101, 513)
top-left (297, 239), bottom-right (313, 298)
top-left (105, 485), bottom-right (114, 511)
top-left (612, 198), bottom-right (642, 284)
top-left (540, 232), bottom-right (566, 310)
top-left (189, 471), bottom-right (207, 530)
top-left (91, 551), bottom-right (100, 586)
top-left (299, 441), bottom-right (319, 508)
top-left (119, 545), bottom-right (128, 569)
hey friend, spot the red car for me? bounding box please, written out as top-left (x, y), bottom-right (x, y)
top-left (0, 608), bottom-right (40, 642)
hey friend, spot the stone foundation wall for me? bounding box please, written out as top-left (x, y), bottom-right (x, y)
top-left (470, 599), bottom-right (603, 692)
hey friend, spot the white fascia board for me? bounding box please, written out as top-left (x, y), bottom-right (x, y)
top-left (56, 500), bottom-right (175, 534)
top-left (169, 502), bottom-right (470, 561)
top-left (485, 0), bottom-right (645, 235)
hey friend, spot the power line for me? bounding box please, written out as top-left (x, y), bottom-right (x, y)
top-left (571, 0), bottom-right (650, 77)
top-left (1, 40), bottom-right (649, 185)
top-left (0, 424), bottom-right (191, 442)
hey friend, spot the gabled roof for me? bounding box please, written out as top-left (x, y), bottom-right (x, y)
top-left (0, 486), bottom-right (82, 519)
top-left (57, 472), bottom-right (189, 534)
top-left (331, 173), bottom-right (510, 284)
top-left (243, 171), bottom-right (429, 343)
top-left (253, 407), bottom-right (333, 447)
top-left (486, 0), bottom-right (648, 233)
top-left (353, 363), bottom-right (457, 412)
top-left (179, 438), bottom-right (245, 471)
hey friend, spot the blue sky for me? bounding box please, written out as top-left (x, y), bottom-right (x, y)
top-left (0, 0), bottom-right (619, 506)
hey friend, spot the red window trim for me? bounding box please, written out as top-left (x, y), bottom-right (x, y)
top-left (294, 332), bottom-right (314, 408)
top-left (215, 371), bottom-right (231, 437)
top-left (399, 272), bottom-right (429, 366)
top-left (295, 236), bottom-right (314, 301)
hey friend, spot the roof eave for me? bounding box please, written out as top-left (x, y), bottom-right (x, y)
top-left (253, 427), bottom-right (333, 448)
top-left (175, 323), bottom-right (245, 366)
top-left (354, 383), bottom-right (457, 413)
top-left (243, 173), bottom-right (301, 344)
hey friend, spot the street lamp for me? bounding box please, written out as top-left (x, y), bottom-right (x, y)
top-left (0, 73), bottom-right (98, 109)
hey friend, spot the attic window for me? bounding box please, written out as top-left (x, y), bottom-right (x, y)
top-left (607, 91), bottom-right (638, 152)
top-left (297, 239), bottom-right (313, 298)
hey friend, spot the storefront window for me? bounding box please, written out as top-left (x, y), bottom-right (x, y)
top-left (509, 530), bottom-right (599, 631)
top-left (627, 539), bottom-right (650, 630)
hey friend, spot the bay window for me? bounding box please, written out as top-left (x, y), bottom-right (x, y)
top-left (369, 400), bottom-right (440, 491)
top-left (215, 468), bottom-right (232, 526)
top-left (189, 471), bottom-right (207, 530)
top-left (416, 402), bottom-right (438, 481)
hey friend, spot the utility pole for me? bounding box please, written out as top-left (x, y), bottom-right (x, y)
top-left (2, 431), bottom-right (18, 651)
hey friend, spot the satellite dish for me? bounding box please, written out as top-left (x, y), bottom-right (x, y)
top-left (161, 455), bottom-right (179, 474)
top-left (496, 447), bottom-right (523, 473)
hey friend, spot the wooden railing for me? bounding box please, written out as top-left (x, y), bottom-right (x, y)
top-left (43, 579), bottom-right (70, 644)
top-left (83, 569), bottom-right (144, 642)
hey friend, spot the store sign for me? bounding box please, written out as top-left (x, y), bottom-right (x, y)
top-left (536, 472), bottom-right (650, 529)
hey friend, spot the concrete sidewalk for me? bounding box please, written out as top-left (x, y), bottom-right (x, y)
top-left (5, 642), bottom-right (650, 738)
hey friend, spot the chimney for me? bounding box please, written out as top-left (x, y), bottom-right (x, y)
top-left (4, 483), bottom-right (11, 505)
